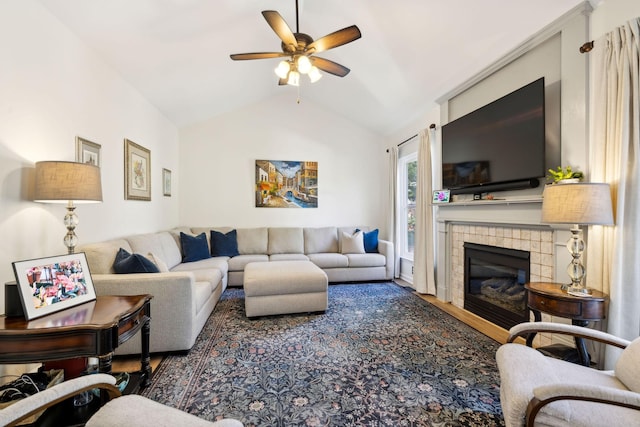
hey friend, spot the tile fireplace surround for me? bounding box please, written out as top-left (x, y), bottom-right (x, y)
top-left (436, 197), bottom-right (569, 348)
top-left (449, 223), bottom-right (554, 309)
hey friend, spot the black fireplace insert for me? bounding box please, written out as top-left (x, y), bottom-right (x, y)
top-left (463, 242), bottom-right (530, 330)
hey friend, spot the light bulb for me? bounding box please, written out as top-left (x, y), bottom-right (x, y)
top-left (297, 55), bottom-right (312, 74)
top-left (308, 66), bottom-right (322, 83)
top-left (274, 61), bottom-right (290, 79)
top-left (287, 70), bottom-right (300, 86)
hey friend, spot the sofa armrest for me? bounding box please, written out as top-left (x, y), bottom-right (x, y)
top-left (377, 239), bottom-right (394, 279)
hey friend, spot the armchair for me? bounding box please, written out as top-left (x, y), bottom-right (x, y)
top-left (0, 373), bottom-right (243, 427)
top-left (496, 322), bottom-right (640, 427)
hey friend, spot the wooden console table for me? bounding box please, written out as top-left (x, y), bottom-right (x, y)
top-left (524, 282), bottom-right (607, 366)
top-left (0, 294), bottom-right (153, 388)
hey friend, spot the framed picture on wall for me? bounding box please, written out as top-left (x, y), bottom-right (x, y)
top-left (124, 138), bottom-right (151, 201)
top-left (255, 160), bottom-right (318, 208)
top-left (76, 136), bottom-right (101, 167)
top-left (163, 168), bottom-right (171, 197)
top-left (12, 253), bottom-right (97, 320)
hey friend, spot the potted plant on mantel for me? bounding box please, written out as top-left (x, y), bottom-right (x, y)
top-left (547, 166), bottom-right (584, 184)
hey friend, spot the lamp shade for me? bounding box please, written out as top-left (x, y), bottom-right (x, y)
top-left (541, 182), bottom-right (614, 225)
top-left (34, 161), bottom-right (102, 203)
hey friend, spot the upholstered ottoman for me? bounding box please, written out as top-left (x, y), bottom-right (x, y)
top-left (244, 261), bottom-right (328, 317)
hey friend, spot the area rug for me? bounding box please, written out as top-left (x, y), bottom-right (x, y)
top-left (142, 283), bottom-right (504, 426)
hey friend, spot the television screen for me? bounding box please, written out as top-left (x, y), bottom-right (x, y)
top-left (441, 77), bottom-right (545, 193)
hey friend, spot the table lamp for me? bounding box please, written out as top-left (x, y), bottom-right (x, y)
top-left (34, 161), bottom-right (103, 254)
top-left (541, 182), bottom-right (614, 296)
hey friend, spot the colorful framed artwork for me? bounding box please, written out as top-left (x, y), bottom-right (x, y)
top-left (124, 138), bottom-right (151, 201)
top-left (255, 160), bottom-right (318, 208)
top-left (76, 136), bottom-right (101, 167)
top-left (12, 253), bottom-right (97, 320)
top-left (163, 168), bottom-right (171, 197)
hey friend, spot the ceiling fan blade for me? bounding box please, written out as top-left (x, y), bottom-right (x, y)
top-left (230, 52), bottom-right (289, 60)
top-left (307, 25), bottom-right (361, 54)
top-left (262, 10), bottom-right (297, 51)
top-left (312, 57), bottom-right (350, 77)
top-left (278, 77), bottom-right (288, 86)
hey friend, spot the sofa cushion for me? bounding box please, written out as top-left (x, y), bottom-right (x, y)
top-left (345, 253), bottom-right (386, 268)
top-left (227, 254), bottom-right (269, 272)
top-left (341, 231), bottom-right (365, 254)
top-left (304, 227), bottom-right (338, 254)
top-left (210, 230), bottom-right (240, 257)
top-left (126, 232), bottom-right (182, 270)
top-left (270, 254), bottom-right (310, 262)
top-left (171, 257), bottom-right (229, 278)
top-left (338, 226), bottom-right (369, 253)
top-left (237, 228), bottom-right (268, 255)
top-left (615, 336), bottom-right (640, 392)
top-left (180, 232), bottom-right (211, 263)
top-left (113, 248), bottom-right (160, 274)
top-left (307, 253), bottom-right (349, 269)
top-left (268, 227), bottom-right (304, 254)
top-left (147, 252), bottom-right (169, 273)
top-left (80, 239), bottom-right (132, 274)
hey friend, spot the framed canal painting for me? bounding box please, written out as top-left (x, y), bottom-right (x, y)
top-left (255, 160), bottom-right (318, 208)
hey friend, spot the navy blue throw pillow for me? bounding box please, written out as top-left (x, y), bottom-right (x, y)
top-left (180, 232), bottom-right (211, 263)
top-left (210, 229), bottom-right (240, 257)
top-left (113, 248), bottom-right (160, 274)
top-left (356, 228), bottom-right (379, 253)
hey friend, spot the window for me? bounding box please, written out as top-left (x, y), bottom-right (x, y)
top-left (399, 153), bottom-right (417, 260)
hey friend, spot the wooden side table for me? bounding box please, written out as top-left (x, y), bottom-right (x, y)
top-left (0, 294), bottom-right (153, 388)
top-left (524, 282), bottom-right (607, 366)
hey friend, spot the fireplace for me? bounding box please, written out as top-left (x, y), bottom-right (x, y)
top-left (464, 243), bottom-right (529, 330)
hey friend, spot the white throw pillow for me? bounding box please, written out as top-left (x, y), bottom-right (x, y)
top-left (341, 231), bottom-right (365, 254)
top-left (147, 252), bottom-right (169, 273)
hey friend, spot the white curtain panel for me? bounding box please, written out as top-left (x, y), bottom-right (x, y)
top-left (387, 145), bottom-right (400, 278)
top-left (413, 129), bottom-right (436, 294)
top-left (588, 17), bottom-right (640, 367)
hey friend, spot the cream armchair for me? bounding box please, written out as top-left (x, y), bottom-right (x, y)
top-left (496, 322), bottom-right (640, 427)
top-left (0, 373), bottom-right (243, 427)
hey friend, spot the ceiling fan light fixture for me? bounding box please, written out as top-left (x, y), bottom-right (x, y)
top-left (296, 55), bottom-right (312, 74)
top-left (275, 60), bottom-right (291, 79)
top-left (287, 70), bottom-right (300, 86)
top-left (308, 66), bottom-right (322, 83)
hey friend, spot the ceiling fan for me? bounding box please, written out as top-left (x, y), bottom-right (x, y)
top-left (230, 0), bottom-right (361, 86)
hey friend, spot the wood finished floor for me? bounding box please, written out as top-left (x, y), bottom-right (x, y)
top-left (112, 283), bottom-right (519, 374)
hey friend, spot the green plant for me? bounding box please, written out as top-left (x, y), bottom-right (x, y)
top-left (547, 166), bottom-right (584, 183)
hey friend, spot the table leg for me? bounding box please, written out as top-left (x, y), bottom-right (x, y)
top-left (573, 319), bottom-right (590, 366)
top-left (140, 316), bottom-right (152, 387)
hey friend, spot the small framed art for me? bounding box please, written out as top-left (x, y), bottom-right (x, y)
top-left (125, 138), bottom-right (151, 201)
top-left (76, 136), bottom-right (101, 167)
top-left (12, 253), bottom-right (97, 320)
top-left (162, 168), bottom-right (171, 197)
top-left (432, 189), bottom-right (451, 204)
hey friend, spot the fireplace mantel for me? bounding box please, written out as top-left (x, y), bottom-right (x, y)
top-left (436, 197), bottom-right (544, 226)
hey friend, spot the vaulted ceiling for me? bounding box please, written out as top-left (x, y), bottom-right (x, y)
top-left (38, 0), bottom-right (584, 135)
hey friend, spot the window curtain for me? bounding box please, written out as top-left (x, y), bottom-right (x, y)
top-left (413, 128), bottom-right (436, 294)
top-left (387, 145), bottom-right (400, 278)
top-left (587, 17), bottom-right (640, 368)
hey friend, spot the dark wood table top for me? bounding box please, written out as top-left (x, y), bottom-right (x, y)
top-left (0, 295), bottom-right (151, 334)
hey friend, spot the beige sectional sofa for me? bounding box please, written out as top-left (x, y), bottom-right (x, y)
top-left (79, 226), bottom-right (393, 355)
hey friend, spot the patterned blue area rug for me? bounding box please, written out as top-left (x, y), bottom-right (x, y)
top-left (142, 283), bottom-right (504, 426)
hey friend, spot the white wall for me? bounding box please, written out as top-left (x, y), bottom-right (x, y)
top-left (179, 92), bottom-right (388, 231)
top-left (591, 0), bottom-right (640, 38)
top-left (0, 1), bottom-right (180, 314)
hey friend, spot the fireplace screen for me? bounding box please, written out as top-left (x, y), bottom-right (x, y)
top-left (464, 243), bottom-right (529, 330)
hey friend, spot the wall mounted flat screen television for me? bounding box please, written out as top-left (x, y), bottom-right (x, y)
top-left (441, 77), bottom-right (546, 195)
